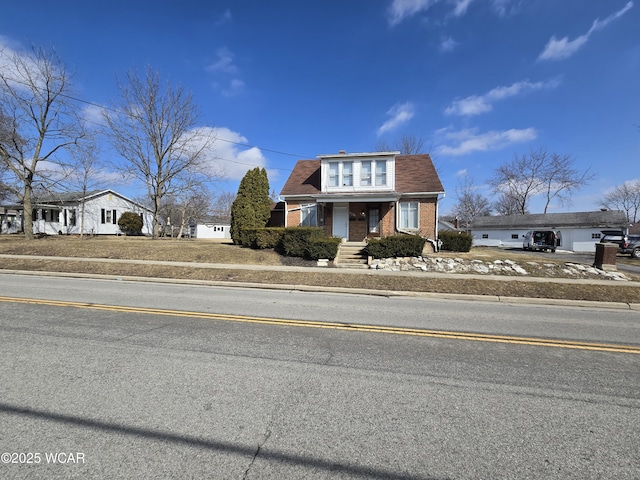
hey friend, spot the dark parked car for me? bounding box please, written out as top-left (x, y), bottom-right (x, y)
top-left (600, 231), bottom-right (640, 258)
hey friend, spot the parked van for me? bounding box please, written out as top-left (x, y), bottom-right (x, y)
top-left (522, 230), bottom-right (560, 252)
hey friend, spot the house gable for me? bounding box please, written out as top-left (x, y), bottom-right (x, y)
top-left (279, 152), bottom-right (444, 242)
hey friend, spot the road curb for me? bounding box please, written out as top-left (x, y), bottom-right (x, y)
top-left (2, 268), bottom-right (638, 311)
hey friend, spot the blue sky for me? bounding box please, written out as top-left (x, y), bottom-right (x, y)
top-left (1, 0), bottom-right (638, 214)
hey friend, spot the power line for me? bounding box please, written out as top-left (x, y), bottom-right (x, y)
top-left (1, 74), bottom-right (311, 166)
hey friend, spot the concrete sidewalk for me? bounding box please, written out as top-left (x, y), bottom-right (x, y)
top-left (1, 253), bottom-right (639, 286)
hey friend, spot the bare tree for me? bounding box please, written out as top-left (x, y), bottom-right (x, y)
top-left (489, 148), bottom-right (593, 214)
top-left (540, 151), bottom-right (595, 213)
top-left (211, 191), bottom-right (235, 224)
top-left (601, 180), bottom-right (640, 223)
top-left (450, 174), bottom-right (492, 227)
top-left (493, 192), bottom-right (529, 216)
top-left (0, 45), bottom-right (84, 239)
top-left (103, 67), bottom-right (214, 238)
top-left (168, 165), bottom-right (213, 238)
top-left (67, 137), bottom-right (105, 237)
top-left (376, 134), bottom-right (426, 155)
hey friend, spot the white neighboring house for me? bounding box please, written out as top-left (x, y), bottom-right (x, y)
top-left (1, 190), bottom-right (154, 236)
top-left (192, 217), bottom-right (231, 239)
top-left (470, 210), bottom-right (630, 252)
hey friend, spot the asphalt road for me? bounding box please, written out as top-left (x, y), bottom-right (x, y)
top-left (1, 274), bottom-right (639, 479)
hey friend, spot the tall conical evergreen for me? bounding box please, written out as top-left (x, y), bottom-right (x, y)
top-left (230, 167), bottom-right (271, 245)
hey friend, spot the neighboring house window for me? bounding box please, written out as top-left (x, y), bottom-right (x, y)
top-left (328, 162), bottom-right (339, 187)
top-left (511, 234), bottom-right (519, 239)
top-left (101, 209), bottom-right (117, 224)
top-left (375, 160), bottom-right (387, 186)
top-left (342, 162), bottom-right (353, 186)
top-left (301, 204), bottom-right (317, 227)
top-left (361, 161), bottom-right (372, 186)
top-left (482, 234), bottom-right (489, 239)
top-left (399, 202), bottom-right (418, 229)
top-left (592, 233), bottom-right (601, 239)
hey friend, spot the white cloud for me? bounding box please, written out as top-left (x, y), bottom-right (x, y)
top-left (81, 104), bottom-right (107, 128)
top-left (539, 1), bottom-right (633, 61)
top-left (445, 78), bottom-right (561, 116)
top-left (215, 9), bottom-right (232, 26)
top-left (455, 169), bottom-right (468, 177)
top-left (206, 47), bottom-right (246, 96)
top-left (207, 46), bottom-right (239, 74)
top-left (439, 36), bottom-right (458, 52)
top-left (387, 0), bottom-right (439, 26)
top-left (206, 127), bottom-right (269, 181)
top-left (490, 0), bottom-right (518, 17)
top-left (435, 127), bottom-right (537, 155)
top-left (388, 0), bottom-right (510, 25)
top-left (377, 102), bottom-right (415, 136)
top-left (222, 78), bottom-right (245, 97)
top-left (452, 0), bottom-right (474, 16)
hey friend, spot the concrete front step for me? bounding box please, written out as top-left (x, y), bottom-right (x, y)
top-left (335, 242), bottom-right (368, 268)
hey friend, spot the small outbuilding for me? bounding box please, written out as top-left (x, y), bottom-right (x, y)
top-left (470, 210), bottom-right (630, 252)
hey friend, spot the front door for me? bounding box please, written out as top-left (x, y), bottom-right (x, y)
top-left (368, 207), bottom-right (380, 236)
top-left (333, 204), bottom-right (348, 240)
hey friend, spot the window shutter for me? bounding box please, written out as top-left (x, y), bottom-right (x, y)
top-left (112, 210), bottom-right (117, 224)
top-left (101, 209), bottom-right (105, 224)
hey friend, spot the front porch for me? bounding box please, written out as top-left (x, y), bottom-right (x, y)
top-left (323, 201), bottom-right (395, 242)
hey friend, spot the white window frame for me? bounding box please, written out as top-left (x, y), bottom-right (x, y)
top-left (342, 161), bottom-right (353, 186)
top-left (399, 202), bottom-right (419, 230)
top-left (375, 160), bottom-right (387, 186)
top-left (300, 204), bottom-right (318, 227)
top-left (328, 162), bottom-right (339, 187)
top-left (360, 161), bottom-right (372, 186)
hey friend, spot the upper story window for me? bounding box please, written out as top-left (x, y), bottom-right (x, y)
top-left (328, 161), bottom-right (354, 187)
top-left (361, 161), bottom-right (372, 186)
top-left (328, 162), bottom-right (339, 187)
top-left (321, 154), bottom-right (395, 191)
top-left (342, 162), bottom-right (353, 186)
top-left (375, 160), bottom-right (387, 186)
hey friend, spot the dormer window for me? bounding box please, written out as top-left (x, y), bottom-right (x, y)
top-left (328, 162), bottom-right (339, 187)
top-left (342, 161), bottom-right (353, 186)
top-left (361, 161), bottom-right (372, 186)
top-left (328, 161), bottom-right (354, 187)
top-left (375, 160), bottom-right (387, 186)
top-left (320, 153), bottom-right (395, 192)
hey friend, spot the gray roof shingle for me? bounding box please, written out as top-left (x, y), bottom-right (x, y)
top-left (470, 211), bottom-right (629, 229)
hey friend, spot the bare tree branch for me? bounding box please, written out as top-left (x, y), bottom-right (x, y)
top-left (0, 45), bottom-right (84, 239)
top-left (103, 67), bottom-right (216, 238)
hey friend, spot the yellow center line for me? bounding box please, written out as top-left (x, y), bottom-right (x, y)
top-left (1, 295), bottom-right (639, 354)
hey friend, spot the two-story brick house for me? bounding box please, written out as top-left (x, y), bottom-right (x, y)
top-left (279, 151), bottom-right (444, 243)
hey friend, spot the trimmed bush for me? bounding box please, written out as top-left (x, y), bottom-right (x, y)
top-left (280, 227), bottom-right (325, 257)
top-left (244, 227), bottom-right (285, 249)
top-left (366, 234), bottom-right (426, 259)
top-left (118, 211), bottom-right (143, 236)
top-left (438, 230), bottom-right (473, 252)
top-left (305, 237), bottom-right (341, 260)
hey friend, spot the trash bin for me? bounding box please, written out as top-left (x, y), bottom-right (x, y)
top-left (593, 242), bottom-right (617, 271)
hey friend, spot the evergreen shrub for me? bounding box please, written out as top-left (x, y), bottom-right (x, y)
top-left (118, 211), bottom-right (143, 236)
top-left (366, 234), bottom-right (426, 258)
top-left (305, 237), bottom-right (341, 260)
top-left (438, 230), bottom-right (473, 252)
top-left (245, 227), bottom-right (285, 249)
top-left (281, 227), bottom-right (325, 257)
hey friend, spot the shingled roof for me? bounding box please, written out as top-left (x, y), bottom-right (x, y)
top-left (471, 210), bottom-right (629, 229)
top-left (280, 154), bottom-right (443, 196)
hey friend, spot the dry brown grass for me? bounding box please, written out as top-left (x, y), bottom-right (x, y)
top-left (1, 235), bottom-right (639, 304)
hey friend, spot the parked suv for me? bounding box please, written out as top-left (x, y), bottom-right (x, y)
top-left (601, 231), bottom-right (640, 258)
